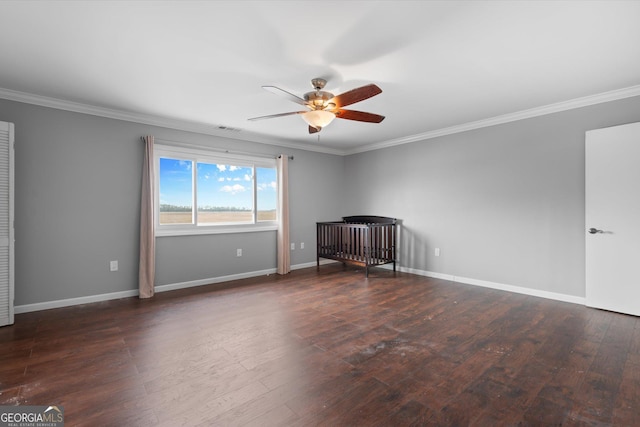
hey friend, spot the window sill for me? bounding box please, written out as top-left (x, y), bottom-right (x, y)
top-left (156, 223), bottom-right (278, 237)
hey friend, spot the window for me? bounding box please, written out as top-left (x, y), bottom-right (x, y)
top-left (155, 144), bottom-right (277, 235)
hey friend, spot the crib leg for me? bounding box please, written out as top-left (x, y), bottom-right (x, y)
top-left (365, 266), bottom-right (369, 278)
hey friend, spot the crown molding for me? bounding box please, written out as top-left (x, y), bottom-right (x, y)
top-left (2, 84), bottom-right (639, 158)
top-left (0, 87), bottom-right (345, 156)
top-left (344, 84), bottom-right (640, 155)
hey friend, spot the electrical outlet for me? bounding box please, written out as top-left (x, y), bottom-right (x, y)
top-left (435, 248), bottom-right (440, 257)
top-left (236, 248), bottom-right (242, 257)
top-left (300, 242), bottom-right (305, 249)
top-left (110, 260), bottom-right (118, 271)
top-left (291, 243), bottom-right (295, 250)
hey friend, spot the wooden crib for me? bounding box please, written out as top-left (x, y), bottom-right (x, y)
top-left (316, 216), bottom-right (397, 277)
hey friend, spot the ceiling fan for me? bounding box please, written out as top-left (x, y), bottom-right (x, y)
top-left (248, 78), bottom-right (385, 134)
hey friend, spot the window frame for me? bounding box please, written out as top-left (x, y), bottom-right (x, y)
top-left (154, 144), bottom-right (278, 237)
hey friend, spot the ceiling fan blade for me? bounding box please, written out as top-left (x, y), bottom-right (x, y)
top-left (248, 111), bottom-right (306, 121)
top-left (331, 84), bottom-right (382, 108)
top-left (262, 86), bottom-right (308, 106)
top-left (308, 125), bottom-right (320, 134)
top-left (335, 109), bottom-right (385, 123)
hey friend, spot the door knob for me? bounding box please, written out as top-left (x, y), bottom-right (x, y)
top-left (588, 228), bottom-right (603, 234)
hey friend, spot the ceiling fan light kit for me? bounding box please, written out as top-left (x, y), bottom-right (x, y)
top-left (301, 110), bottom-right (336, 130)
top-left (248, 78), bottom-right (385, 135)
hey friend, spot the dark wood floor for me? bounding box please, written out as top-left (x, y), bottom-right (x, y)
top-left (1, 265), bottom-right (638, 426)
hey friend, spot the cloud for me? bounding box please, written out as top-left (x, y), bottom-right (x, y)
top-left (220, 184), bottom-right (247, 194)
top-left (244, 174), bottom-right (252, 181)
top-left (218, 177), bottom-right (225, 182)
top-left (258, 181), bottom-right (277, 191)
top-left (217, 164), bottom-right (226, 172)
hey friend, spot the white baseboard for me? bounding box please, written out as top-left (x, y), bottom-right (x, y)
top-left (14, 267), bottom-right (282, 314)
top-left (155, 259), bottom-right (336, 294)
top-left (14, 289), bottom-right (140, 314)
top-left (154, 268), bottom-right (277, 293)
top-left (294, 259), bottom-right (338, 270)
top-left (13, 261), bottom-right (339, 314)
top-left (395, 265), bottom-right (585, 305)
top-left (14, 261), bottom-right (585, 314)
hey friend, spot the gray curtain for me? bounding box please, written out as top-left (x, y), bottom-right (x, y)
top-left (276, 155), bottom-right (290, 274)
top-left (139, 135), bottom-right (155, 298)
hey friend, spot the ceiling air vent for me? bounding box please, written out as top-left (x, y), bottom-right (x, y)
top-left (217, 125), bottom-right (241, 132)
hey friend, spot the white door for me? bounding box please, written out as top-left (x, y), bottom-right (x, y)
top-left (585, 122), bottom-right (640, 316)
top-left (0, 121), bottom-right (14, 326)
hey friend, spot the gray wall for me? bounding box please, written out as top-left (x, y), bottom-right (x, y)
top-left (343, 96), bottom-right (640, 298)
top-left (3, 93), bottom-right (639, 307)
top-left (0, 98), bottom-right (343, 306)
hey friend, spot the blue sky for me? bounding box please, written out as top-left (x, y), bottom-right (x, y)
top-left (159, 158), bottom-right (277, 210)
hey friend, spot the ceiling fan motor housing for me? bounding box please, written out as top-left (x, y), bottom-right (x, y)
top-left (304, 91), bottom-right (334, 109)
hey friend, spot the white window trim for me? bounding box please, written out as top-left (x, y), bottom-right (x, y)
top-left (154, 143), bottom-right (278, 237)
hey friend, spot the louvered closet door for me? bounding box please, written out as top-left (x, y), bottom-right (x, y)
top-left (0, 121), bottom-right (14, 327)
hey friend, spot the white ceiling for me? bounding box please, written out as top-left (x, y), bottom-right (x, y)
top-left (1, 1), bottom-right (639, 155)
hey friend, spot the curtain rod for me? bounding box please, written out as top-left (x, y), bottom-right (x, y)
top-left (140, 136), bottom-right (293, 160)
